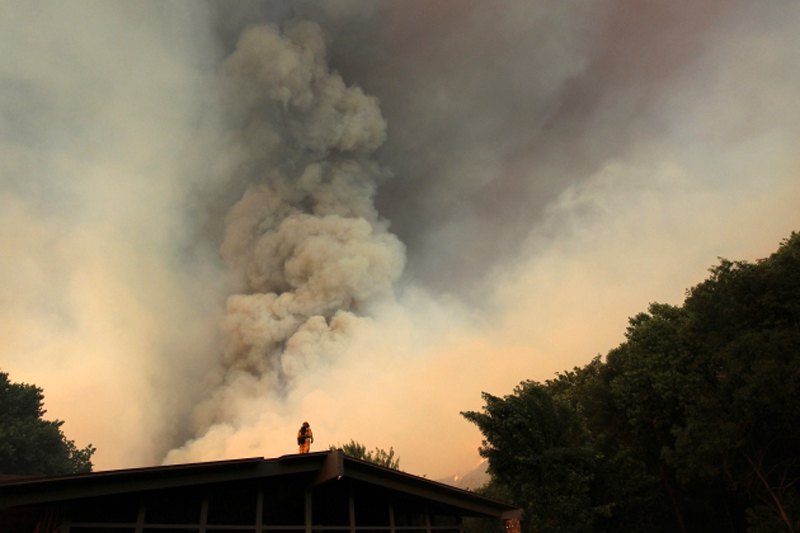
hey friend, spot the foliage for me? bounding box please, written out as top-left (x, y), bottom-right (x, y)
top-left (330, 439), bottom-right (400, 470)
top-left (0, 371), bottom-right (95, 475)
top-left (463, 382), bottom-right (601, 532)
top-left (463, 232), bottom-right (800, 532)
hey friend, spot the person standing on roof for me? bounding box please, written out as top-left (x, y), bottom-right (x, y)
top-left (297, 421), bottom-right (313, 453)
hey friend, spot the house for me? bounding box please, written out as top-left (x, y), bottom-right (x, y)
top-left (0, 450), bottom-right (521, 533)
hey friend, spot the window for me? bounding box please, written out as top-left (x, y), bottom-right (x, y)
top-left (144, 488), bottom-right (203, 525)
top-left (71, 494), bottom-right (139, 524)
top-left (431, 514), bottom-right (459, 527)
top-left (71, 528), bottom-right (136, 533)
top-left (312, 480), bottom-right (350, 527)
top-left (207, 484), bottom-right (257, 525)
top-left (140, 525), bottom-right (200, 533)
top-left (394, 495), bottom-right (426, 529)
top-left (263, 477), bottom-right (306, 526)
top-left (352, 484), bottom-right (390, 527)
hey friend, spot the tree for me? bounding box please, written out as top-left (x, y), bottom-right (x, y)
top-left (462, 382), bottom-right (603, 532)
top-left (0, 371), bottom-right (95, 475)
top-left (670, 233), bottom-right (800, 532)
top-left (329, 439), bottom-right (400, 470)
top-left (464, 232), bottom-right (800, 532)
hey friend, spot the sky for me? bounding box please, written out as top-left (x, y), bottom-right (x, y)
top-left (1, 0), bottom-right (799, 480)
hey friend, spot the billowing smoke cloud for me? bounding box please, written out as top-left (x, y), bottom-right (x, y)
top-left (165, 21), bottom-right (404, 462)
top-left (2, 0), bottom-right (799, 480)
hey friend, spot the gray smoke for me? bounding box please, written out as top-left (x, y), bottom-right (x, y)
top-left (168, 0), bottom-right (800, 469)
top-left (0, 0), bottom-right (226, 466)
top-left (3, 0), bottom-right (799, 477)
top-left (166, 21), bottom-right (404, 458)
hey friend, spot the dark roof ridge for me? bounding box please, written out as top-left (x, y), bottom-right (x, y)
top-left (0, 456), bottom-right (266, 487)
top-left (0, 451), bottom-right (522, 519)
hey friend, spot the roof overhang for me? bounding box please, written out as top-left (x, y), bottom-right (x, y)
top-left (0, 451), bottom-right (521, 520)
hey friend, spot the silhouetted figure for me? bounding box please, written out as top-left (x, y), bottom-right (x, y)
top-left (297, 421), bottom-right (313, 453)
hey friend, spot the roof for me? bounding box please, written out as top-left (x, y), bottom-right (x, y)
top-left (0, 450), bottom-right (521, 520)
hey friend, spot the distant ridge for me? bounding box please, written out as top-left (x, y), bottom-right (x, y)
top-left (438, 461), bottom-right (489, 491)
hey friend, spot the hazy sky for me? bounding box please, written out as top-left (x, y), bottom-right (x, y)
top-left (2, 0), bottom-right (799, 480)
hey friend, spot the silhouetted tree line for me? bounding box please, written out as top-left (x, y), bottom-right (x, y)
top-left (330, 439), bottom-right (401, 470)
top-left (464, 232), bottom-right (800, 532)
top-left (0, 372), bottom-right (95, 476)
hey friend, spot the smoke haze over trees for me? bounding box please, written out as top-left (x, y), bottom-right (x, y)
top-left (464, 233), bottom-right (800, 532)
top-left (1, 0), bottom-right (799, 479)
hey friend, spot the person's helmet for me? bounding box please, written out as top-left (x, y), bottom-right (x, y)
top-left (302, 421), bottom-right (309, 427)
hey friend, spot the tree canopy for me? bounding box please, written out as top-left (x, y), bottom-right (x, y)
top-left (0, 371), bottom-right (95, 476)
top-left (463, 232), bottom-right (800, 532)
top-left (330, 439), bottom-right (400, 470)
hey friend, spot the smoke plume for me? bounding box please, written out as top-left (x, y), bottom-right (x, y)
top-left (165, 21), bottom-right (404, 462)
top-left (2, 1), bottom-right (799, 479)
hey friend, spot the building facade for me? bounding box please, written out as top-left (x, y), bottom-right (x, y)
top-left (0, 450), bottom-right (521, 533)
